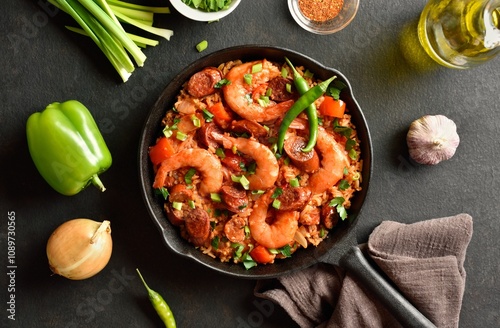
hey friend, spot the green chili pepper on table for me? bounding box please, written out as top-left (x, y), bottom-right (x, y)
top-left (26, 100), bottom-right (112, 196)
top-left (277, 75), bottom-right (337, 154)
top-left (136, 268), bottom-right (176, 328)
top-left (285, 57), bottom-right (319, 153)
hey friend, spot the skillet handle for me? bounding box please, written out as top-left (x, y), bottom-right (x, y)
top-left (340, 246), bottom-right (437, 328)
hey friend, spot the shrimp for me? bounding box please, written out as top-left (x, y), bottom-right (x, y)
top-left (218, 135), bottom-right (279, 190)
top-left (152, 148), bottom-right (223, 195)
top-left (223, 60), bottom-right (295, 122)
top-left (308, 126), bottom-right (350, 194)
top-left (248, 189), bottom-right (299, 249)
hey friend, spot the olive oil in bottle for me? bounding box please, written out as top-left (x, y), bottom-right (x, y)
top-left (418, 0), bottom-right (500, 69)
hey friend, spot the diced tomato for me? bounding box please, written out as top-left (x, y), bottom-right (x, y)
top-left (250, 245), bottom-right (276, 264)
top-left (208, 102), bottom-right (232, 129)
top-left (318, 96), bottom-right (346, 118)
top-left (149, 137), bottom-right (175, 165)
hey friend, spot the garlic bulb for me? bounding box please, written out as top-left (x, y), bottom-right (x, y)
top-left (46, 218), bottom-right (112, 280)
top-left (406, 115), bottom-right (460, 165)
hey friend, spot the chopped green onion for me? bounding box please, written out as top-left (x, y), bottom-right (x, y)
top-left (279, 245), bottom-right (292, 257)
top-left (244, 225), bottom-right (251, 238)
top-left (231, 175), bottom-right (250, 190)
top-left (155, 187), bottom-right (169, 200)
top-left (281, 67), bottom-right (288, 78)
top-left (272, 199), bottom-right (281, 209)
top-left (191, 114), bottom-right (201, 127)
top-left (202, 108), bottom-right (214, 121)
top-left (196, 40), bottom-right (208, 52)
top-left (188, 200), bottom-right (196, 209)
top-left (185, 168), bottom-right (196, 184)
top-left (215, 148), bottom-right (226, 158)
top-left (286, 83), bottom-right (292, 93)
top-left (214, 79), bottom-right (231, 88)
top-left (211, 193), bottom-right (222, 202)
top-left (176, 131), bottom-right (188, 141)
top-left (345, 138), bottom-right (356, 151)
top-left (271, 187), bottom-right (283, 198)
top-left (172, 201), bottom-right (182, 210)
top-left (343, 167), bottom-right (349, 175)
top-left (349, 149), bottom-right (358, 160)
top-left (257, 96), bottom-right (270, 107)
top-left (246, 162), bottom-right (256, 175)
top-left (304, 69), bottom-right (314, 78)
top-left (243, 253), bottom-right (257, 270)
top-left (163, 128), bottom-right (173, 138)
top-left (244, 74), bottom-right (252, 85)
top-left (251, 63), bottom-right (262, 73)
top-left (352, 172), bottom-right (361, 180)
top-left (239, 175), bottom-right (250, 190)
top-left (251, 190), bottom-right (264, 195)
top-left (290, 178), bottom-right (300, 188)
top-left (211, 236), bottom-right (219, 249)
top-left (231, 243), bottom-right (245, 259)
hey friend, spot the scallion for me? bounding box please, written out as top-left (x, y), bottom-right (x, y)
top-left (49, 0), bottom-right (173, 82)
top-left (244, 74), bottom-right (252, 85)
top-left (211, 193), bottom-right (222, 202)
top-left (184, 168), bottom-right (196, 184)
top-left (289, 178), bottom-right (300, 188)
top-left (196, 40), bottom-right (208, 52)
top-left (251, 63), bottom-right (262, 73)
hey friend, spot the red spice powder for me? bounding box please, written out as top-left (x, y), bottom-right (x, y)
top-left (298, 0), bottom-right (344, 22)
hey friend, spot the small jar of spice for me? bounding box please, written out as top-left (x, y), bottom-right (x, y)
top-left (288, 0), bottom-right (360, 34)
top-left (298, 0), bottom-right (344, 22)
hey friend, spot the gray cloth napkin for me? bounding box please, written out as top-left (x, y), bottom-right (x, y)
top-left (254, 213), bottom-right (473, 328)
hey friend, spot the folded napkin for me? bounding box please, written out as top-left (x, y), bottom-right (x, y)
top-left (254, 213), bottom-right (473, 328)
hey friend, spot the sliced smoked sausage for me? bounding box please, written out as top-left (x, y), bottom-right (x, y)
top-left (198, 122), bottom-right (223, 148)
top-left (187, 67), bottom-right (223, 98)
top-left (230, 119), bottom-right (268, 138)
top-left (220, 185), bottom-right (248, 212)
top-left (277, 187), bottom-right (312, 211)
top-left (184, 208), bottom-right (211, 246)
top-left (321, 204), bottom-right (340, 229)
top-left (224, 217), bottom-right (246, 243)
top-left (268, 76), bottom-right (295, 102)
top-left (283, 135), bottom-right (320, 173)
top-left (168, 184), bottom-right (194, 203)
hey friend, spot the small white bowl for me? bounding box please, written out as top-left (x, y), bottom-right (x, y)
top-left (169, 0), bottom-right (242, 22)
top-left (288, 0), bottom-right (359, 35)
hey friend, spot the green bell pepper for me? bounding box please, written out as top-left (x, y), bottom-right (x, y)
top-left (26, 100), bottom-right (112, 196)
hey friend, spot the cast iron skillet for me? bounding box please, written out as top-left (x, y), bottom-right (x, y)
top-left (139, 46), bottom-right (435, 327)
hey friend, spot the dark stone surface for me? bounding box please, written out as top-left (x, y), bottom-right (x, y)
top-left (1, 0), bottom-right (498, 327)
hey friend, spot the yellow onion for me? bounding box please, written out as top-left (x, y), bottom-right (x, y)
top-left (46, 218), bottom-right (112, 280)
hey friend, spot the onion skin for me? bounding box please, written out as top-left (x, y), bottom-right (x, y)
top-left (46, 218), bottom-right (112, 280)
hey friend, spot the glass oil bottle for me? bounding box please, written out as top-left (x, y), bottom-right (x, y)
top-left (418, 0), bottom-right (500, 68)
